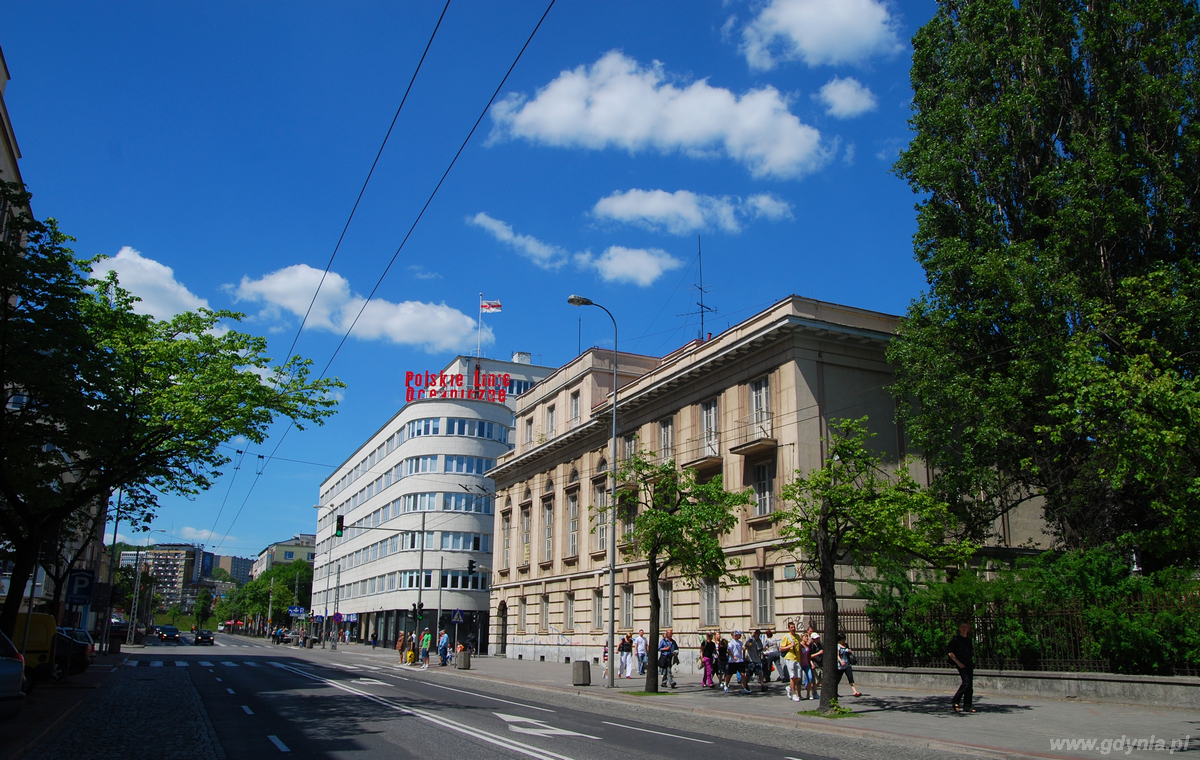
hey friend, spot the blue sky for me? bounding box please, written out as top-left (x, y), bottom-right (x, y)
top-left (4, 0), bottom-right (937, 559)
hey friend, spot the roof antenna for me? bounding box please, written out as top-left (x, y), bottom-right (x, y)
top-left (678, 235), bottom-right (717, 341)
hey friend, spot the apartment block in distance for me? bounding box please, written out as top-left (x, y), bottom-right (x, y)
top-left (251, 534), bottom-right (316, 580)
top-left (487, 296), bottom-right (1046, 668)
top-left (215, 555), bottom-right (253, 585)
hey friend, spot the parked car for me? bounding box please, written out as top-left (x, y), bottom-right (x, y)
top-left (194, 630), bottom-right (214, 645)
top-left (0, 631), bottom-right (24, 720)
top-left (12, 613), bottom-right (56, 691)
top-left (54, 629), bottom-right (91, 677)
top-left (159, 626), bottom-right (180, 643)
top-left (216, 623), bottom-right (226, 632)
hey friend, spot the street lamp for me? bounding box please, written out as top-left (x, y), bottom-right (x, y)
top-left (126, 529), bottom-right (166, 645)
top-left (568, 294), bottom-right (619, 688)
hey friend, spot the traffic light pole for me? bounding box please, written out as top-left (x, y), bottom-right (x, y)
top-left (330, 563), bottom-right (340, 651)
top-left (416, 512), bottom-right (427, 628)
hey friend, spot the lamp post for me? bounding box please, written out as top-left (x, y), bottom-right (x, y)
top-left (567, 294), bottom-right (619, 688)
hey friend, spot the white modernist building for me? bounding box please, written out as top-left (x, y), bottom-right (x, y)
top-left (313, 354), bottom-right (552, 651)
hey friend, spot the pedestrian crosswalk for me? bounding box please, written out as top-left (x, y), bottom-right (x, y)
top-left (124, 658), bottom-right (353, 670)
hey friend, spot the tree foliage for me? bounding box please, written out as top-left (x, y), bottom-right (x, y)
top-left (890, 0), bottom-right (1200, 568)
top-left (779, 418), bottom-right (975, 713)
top-left (215, 560), bottom-right (312, 627)
top-left (0, 182), bottom-right (342, 636)
top-left (614, 448), bottom-right (752, 692)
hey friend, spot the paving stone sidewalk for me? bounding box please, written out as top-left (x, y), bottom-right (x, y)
top-left (24, 662), bottom-right (224, 760)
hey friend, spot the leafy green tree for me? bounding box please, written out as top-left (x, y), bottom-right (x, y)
top-left (891, 0), bottom-right (1200, 568)
top-left (0, 182), bottom-right (342, 637)
top-left (194, 588), bottom-right (213, 629)
top-left (167, 605), bottom-right (183, 626)
top-left (210, 567), bottom-right (238, 586)
top-left (779, 418), bottom-right (975, 713)
top-left (614, 448), bottom-right (752, 693)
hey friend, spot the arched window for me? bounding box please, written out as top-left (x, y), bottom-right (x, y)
top-left (568, 469), bottom-right (579, 483)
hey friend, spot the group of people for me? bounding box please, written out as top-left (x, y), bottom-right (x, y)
top-left (270, 627), bottom-right (307, 646)
top-left (603, 628), bottom-right (682, 686)
top-left (394, 628), bottom-right (456, 668)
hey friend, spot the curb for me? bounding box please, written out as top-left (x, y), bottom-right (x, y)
top-left (387, 660), bottom-right (1081, 760)
top-left (3, 658), bottom-right (125, 760)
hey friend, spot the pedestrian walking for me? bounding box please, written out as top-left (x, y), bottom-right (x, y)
top-left (658, 629), bottom-right (679, 688)
top-left (420, 628), bottom-right (432, 669)
top-left (438, 629), bottom-right (450, 666)
top-left (601, 641), bottom-right (609, 682)
top-left (716, 636), bottom-right (729, 685)
top-left (371, 630), bottom-right (378, 650)
top-left (724, 630), bottom-right (749, 694)
top-left (396, 633), bottom-right (406, 663)
top-left (800, 633), bottom-right (817, 700)
top-left (634, 629), bottom-right (648, 675)
top-left (746, 628), bottom-right (767, 692)
top-left (808, 632), bottom-right (824, 697)
top-left (618, 634), bottom-right (634, 679)
top-left (836, 633), bottom-right (862, 696)
top-left (700, 632), bottom-right (717, 687)
top-left (948, 621), bottom-right (975, 713)
top-left (780, 621), bottom-right (805, 702)
top-left (762, 629), bottom-right (781, 682)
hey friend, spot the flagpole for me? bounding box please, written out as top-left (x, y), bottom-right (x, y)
top-left (477, 292), bottom-right (483, 358)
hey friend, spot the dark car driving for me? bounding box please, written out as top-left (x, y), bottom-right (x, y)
top-left (194, 630), bottom-right (214, 645)
top-left (159, 626), bottom-right (180, 643)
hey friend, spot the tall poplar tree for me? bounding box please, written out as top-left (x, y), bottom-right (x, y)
top-left (891, 0), bottom-right (1200, 568)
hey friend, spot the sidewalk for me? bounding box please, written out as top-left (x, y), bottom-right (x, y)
top-left (335, 644), bottom-right (1197, 760)
top-left (2, 653), bottom-right (124, 760)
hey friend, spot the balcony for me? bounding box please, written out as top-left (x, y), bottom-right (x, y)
top-left (729, 411), bottom-right (776, 456)
top-left (680, 432), bottom-right (722, 471)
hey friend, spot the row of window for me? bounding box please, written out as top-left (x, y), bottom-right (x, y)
top-left (320, 530), bottom-right (493, 575)
top-left (321, 417), bottom-right (512, 504)
top-left (323, 569), bottom-right (491, 601)
top-left (513, 573), bottom-right (777, 632)
top-left (318, 491), bottom-right (496, 556)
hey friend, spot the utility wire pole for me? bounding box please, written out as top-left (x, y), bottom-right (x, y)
top-left (331, 564), bottom-right (340, 651)
top-left (266, 577), bottom-right (275, 639)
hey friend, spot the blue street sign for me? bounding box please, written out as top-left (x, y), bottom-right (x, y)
top-left (313, 615), bottom-right (324, 623)
top-left (451, 609), bottom-right (464, 624)
top-left (287, 606), bottom-right (306, 616)
top-left (64, 569), bottom-right (95, 605)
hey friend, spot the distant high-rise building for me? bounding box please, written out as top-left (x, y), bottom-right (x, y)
top-left (250, 534), bottom-right (316, 579)
top-left (215, 555), bottom-right (253, 585)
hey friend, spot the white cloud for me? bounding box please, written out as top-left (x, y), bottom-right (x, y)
top-left (230, 265), bottom-right (488, 353)
top-left (92, 246), bottom-right (208, 320)
top-left (741, 0), bottom-right (904, 70)
top-left (467, 213), bottom-right (568, 269)
top-left (490, 50), bottom-right (830, 179)
top-left (592, 188), bottom-right (793, 235)
top-left (178, 527), bottom-right (226, 543)
top-left (814, 77), bottom-right (878, 118)
top-left (844, 142), bottom-right (857, 165)
top-left (407, 265), bottom-right (442, 280)
top-left (575, 246), bottom-right (684, 287)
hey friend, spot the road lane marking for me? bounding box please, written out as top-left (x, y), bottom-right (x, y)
top-left (246, 662), bottom-right (262, 667)
top-left (277, 664), bottom-right (578, 760)
top-left (226, 688), bottom-right (235, 694)
top-left (600, 721), bottom-right (713, 744)
top-left (125, 661), bottom-right (138, 667)
top-left (267, 735), bottom-right (290, 753)
top-left (175, 661), bottom-right (189, 667)
top-left (199, 661), bottom-right (214, 667)
top-left (495, 713), bottom-right (599, 739)
top-left (421, 681), bottom-right (554, 713)
top-left (242, 705), bottom-right (254, 714)
top-left (216, 678), bottom-right (223, 682)
top-left (269, 662), bottom-right (287, 668)
top-left (150, 661), bottom-right (163, 667)
top-left (352, 678), bottom-right (387, 686)
top-left (221, 661), bottom-right (239, 667)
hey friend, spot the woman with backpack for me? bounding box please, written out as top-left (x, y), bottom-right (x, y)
top-left (836, 633), bottom-right (862, 697)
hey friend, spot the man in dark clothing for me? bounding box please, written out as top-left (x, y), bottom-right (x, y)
top-left (948, 622), bottom-right (975, 713)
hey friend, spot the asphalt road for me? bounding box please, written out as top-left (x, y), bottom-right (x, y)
top-left (133, 634), bottom-right (838, 760)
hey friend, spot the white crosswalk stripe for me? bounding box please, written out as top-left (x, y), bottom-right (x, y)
top-left (245, 662), bottom-right (261, 667)
top-left (125, 661), bottom-right (138, 667)
top-left (199, 661), bottom-right (214, 667)
top-left (150, 661), bottom-right (163, 667)
top-left (269, 662), bottom-right (287, 668)
top-left (175, 661), bottom-right (188, 667)
top-left (221, 661), bottom-right (239, 667)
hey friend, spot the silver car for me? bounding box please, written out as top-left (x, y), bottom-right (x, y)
top-left (0, 631), bottom-right (25, 720)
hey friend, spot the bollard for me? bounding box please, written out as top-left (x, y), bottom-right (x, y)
top-left (572, 660), bottom-right (591, 686)
top-left (455, 650), bottom-right (471, 670)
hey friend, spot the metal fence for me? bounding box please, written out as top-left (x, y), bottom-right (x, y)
top-left (802, 593), bottom-right (1200, 677)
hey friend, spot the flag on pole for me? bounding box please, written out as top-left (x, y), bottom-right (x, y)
top-left (481, 300), bottom-right (502, 313)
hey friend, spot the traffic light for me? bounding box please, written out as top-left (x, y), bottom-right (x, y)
top-left (335, 515), bottom-right (344, 537)
top-left (466, 559), bottom-right (476, 574)
top-left (416, 602), bottom-right (424, 621)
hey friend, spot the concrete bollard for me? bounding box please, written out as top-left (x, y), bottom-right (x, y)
top-left (572, 660), bottom-right (591, 686)
top-left (455, 651), bottom-right (471, 670)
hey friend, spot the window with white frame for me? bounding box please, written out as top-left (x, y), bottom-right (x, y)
top-left (546, 405), bottom-right (556, 437)
top-left (542, 500), bottom-right (554, 562)
top-left (524, 418), bottom-right (533, 443)
top-left (659, 582), bottom-right (673, 628)
top-left (753, 461), bottom-right (776, 516)
top-left (444, 456), bottom-right (494, 474)
top-left (447, 418), bottom-right (505, 441)
top-left (440, 532), bottom-right (490, 552)
top-left (404, 418), bottom-right (440, 439)
top-left (567, 492), bottom-right (579, 557)
top-left (540, 594), bottom-right (550, 631)
top-left (569, 390), bottom-right (580, 422)
top-left (399, 570), bottom-right (433, 589)
top-left (658, 418), bottom-right (675, 459)
top-left (751, 376), bottom-right (770, 421)
top-left (402, 492), bottom-right (439, 512)
top-left (403, 455), bottom-right (438, 477)
top-left (754, 571), bottom-right (775, 626)
top-left (593, 589), bottom-right (604, 629)
top-left (402, 531), bottom-right (435, 550)
top-left (520, 507), bottom-right (531, 564)
top-left (622, 434), bottom-right (636, 462)
top-left (700, 578), bottom-right (720, 627)
top-left (593, 480), bottom-right (608, 551)
top-left (502, 514), bottom-right (511, 568)
top-left (621, 586), bottom-right (634, 629)
top-left (440, 570), bottom-right (488, 590)
top-left (565, 592), bottom-right (575, 630)
top-left (701, 399), bottom-right (720, 456)
top-left (519, 597), bottom-right (527, 631)
top-left (444, 493), bottom-right (493, 513)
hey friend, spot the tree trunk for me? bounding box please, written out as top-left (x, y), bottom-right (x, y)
top-left (817, 501), bottom-right (840, 713)
top-left (645, 556), bottom-right (660, 693)
top-left (0, 540), bottom-right (40, 638)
